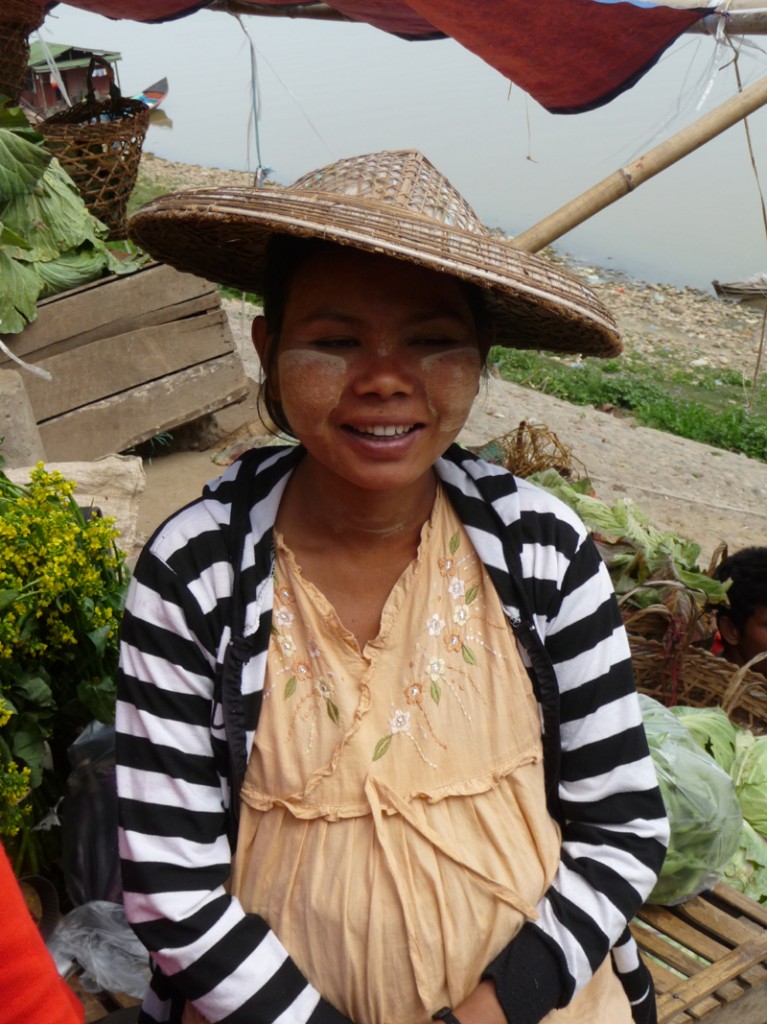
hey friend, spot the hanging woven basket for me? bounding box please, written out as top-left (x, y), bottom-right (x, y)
top-left (41, 56), bottom-right (151, 239)
top-left (0, 0), bottom-right (46, 104)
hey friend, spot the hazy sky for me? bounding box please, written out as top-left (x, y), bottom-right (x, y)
top-left (40, 5), bottom-right (767, 291)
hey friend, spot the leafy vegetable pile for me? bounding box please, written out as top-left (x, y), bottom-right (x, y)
top-left (640, 696), bottom-right (743, 906)
top-left (650, 702), bottom-right (767, 906)
top-left (529, 468), bottom-right (729, 616)
top-left (0, 96), bottom-right (145, 337)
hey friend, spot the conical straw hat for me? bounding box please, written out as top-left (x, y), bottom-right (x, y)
top-left (128, 150), bottom-right (620, 356)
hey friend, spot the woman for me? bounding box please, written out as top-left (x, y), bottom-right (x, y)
top-left (118, 150), bottom-right (668, 1024)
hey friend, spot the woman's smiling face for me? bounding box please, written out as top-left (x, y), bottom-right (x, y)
top-left (253, 245), bottom-right (484, 496)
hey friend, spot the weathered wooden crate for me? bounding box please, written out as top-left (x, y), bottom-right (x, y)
top-left (0, 263), bottom-right (249, 461)
top-left (632, 883), bottom-right (767, 1023)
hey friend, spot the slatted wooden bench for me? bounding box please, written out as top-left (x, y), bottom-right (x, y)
top-left (632, 883), bottom-right (767, 1023)
top-left (0, 262), bottom-right (249, 461)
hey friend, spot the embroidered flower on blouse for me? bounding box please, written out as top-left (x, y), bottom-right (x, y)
top-left (308, 639), bottom-right (321, 659)
top-left (447, 577), bottom-right (465, 600)
top-left (390, 709), bottom-right (410, 734)
top-left (292, 659), bottom-right (313, 682)
top-left (316, 678), bottom-right (333, 700)
top-left (438, 556), bottom-right (457, 577)
top-left (443, 631), bottom-right (462, 653)
top-left (426, 657), bottom-right (445, 682)
top-left (278, 635), bottom-right (297, 656)
top-left (453, 604), bottom-right (471, 627)
top-left (275, 582), bottom-right (294, 604)
top-left (404, 681), bottom-right (424, 706)
top-left (274, 606), bottom-right (295, 628)
top-left (427, 613), bottom-right (445, 637)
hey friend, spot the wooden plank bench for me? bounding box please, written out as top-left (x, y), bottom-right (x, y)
top-left (632, 884), bottom-right (767, 1023)
top-left (0, 263), bottom-right (249, 461)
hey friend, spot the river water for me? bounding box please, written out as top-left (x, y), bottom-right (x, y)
top-left (42, 5), bottom-right (767, 292)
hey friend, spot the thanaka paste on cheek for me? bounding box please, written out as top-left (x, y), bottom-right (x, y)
top-left (421, 347), bottom-right (482, 435)
top-left (278, 349), bottom-right (346, 435)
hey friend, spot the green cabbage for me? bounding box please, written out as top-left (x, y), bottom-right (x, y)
top-left (668, 705), bottom-right (740, 773)
top-left (731, 733), bottom-right (767, 838)
top-left (640, 695), bottom-right (743, 905)
top-left (34, 246), bottom-right (110, 298)
top-left (722, 821), bottom-right (767, 904)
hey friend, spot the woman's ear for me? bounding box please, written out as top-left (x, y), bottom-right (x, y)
top-left (251, 315), bottom-right (270, 362)
top-left (252, 316), bottom-right (280, 400)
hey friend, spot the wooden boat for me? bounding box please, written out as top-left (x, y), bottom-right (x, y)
top-left (132, 77), bottom-right (168, 110)
top-left (712, 273), bottom-right (767, 301)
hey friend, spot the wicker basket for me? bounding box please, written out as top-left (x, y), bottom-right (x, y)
top-left (629, 632), bottom-right (767, 734)
top-left (0, 0), bottom-right (45, 104)
top-left (41, 56), bottom-right (150, 239)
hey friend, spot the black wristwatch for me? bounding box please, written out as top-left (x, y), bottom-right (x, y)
top-left (433, 1008), bottom-right (462, 1024)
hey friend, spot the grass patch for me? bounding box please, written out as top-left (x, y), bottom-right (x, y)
top-left (219, 284), bottom-right (262, 305)
top-left (127, 173), bottom-right (176, 218)
top-left (490, 347), bottom-right (767, 463)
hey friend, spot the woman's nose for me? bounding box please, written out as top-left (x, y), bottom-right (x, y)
top-left (350, 349), bottom-right (416, 397)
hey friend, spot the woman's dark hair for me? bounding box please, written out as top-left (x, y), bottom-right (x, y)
top-left (258, 235), bottom-right (329, 437)
top-left (257, 234), bottom-right (491, 438)
top-left (713, 546), bottom-right (767, 631)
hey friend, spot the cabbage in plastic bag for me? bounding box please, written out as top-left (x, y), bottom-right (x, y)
top-left (640, 695), bottom-right (743, 905)
top-left (668, 704), bottom-right (740, 773)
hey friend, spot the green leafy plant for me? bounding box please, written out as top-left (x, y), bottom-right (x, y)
top-left (0, 453), bottom-right (130, 874)
top-left (0, 95), bottom-right (146, 336)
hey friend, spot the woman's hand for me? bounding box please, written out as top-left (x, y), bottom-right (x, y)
top-left (453, 979), bottom-right (507, 1024)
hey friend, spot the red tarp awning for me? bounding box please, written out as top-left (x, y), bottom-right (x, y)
top-left (42, 1), bottom-right (710, 112)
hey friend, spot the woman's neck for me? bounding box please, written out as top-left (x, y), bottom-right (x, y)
top-left (277, 457), bottom-right (438, 555)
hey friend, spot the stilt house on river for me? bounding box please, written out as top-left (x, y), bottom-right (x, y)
top-left (21, 42), bottom-right (121, 115)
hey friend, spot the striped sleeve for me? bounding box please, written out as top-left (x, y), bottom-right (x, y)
top-left (438, 451), bottom-right (669, 1023)
top-left (116, 458), bottom-right (350, 1024)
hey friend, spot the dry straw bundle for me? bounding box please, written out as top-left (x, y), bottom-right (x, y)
top-left (42, 56), bottom-right (150, 239)
top-left (0, 0), bottom-right (45, 104)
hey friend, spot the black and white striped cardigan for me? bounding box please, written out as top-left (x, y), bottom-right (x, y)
top-left (116, 443), bottom-right (669, 1024)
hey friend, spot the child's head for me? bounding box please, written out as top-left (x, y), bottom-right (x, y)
top-left (713, 546), bottom-right (767, 674)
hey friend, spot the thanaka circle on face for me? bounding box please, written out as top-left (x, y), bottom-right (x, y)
top-left (252, 247), bottom-right (484, 499)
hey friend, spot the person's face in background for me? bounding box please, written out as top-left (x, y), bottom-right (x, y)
top-left (719, 603), bottom-right (767, 675)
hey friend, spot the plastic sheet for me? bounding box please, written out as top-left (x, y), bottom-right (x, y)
top-left (640, 695), bottom-right (743, 906)
top-left (48, 900), bottom-right (150, 1000)
top-left (61, 721), bottom-right (121, 906)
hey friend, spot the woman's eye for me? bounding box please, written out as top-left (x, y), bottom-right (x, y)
top-left (311, 337), bottom-right (358, 349)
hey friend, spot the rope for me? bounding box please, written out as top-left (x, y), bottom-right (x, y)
top-left (731, 49), bottom-right (767, 407)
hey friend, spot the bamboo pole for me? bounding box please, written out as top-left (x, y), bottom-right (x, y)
top-left (689, 1), bottom-right (767, 37)
top-left (510, 73), bottom-right (767, 254)
top-left (209, 2), bottom-right (349, 20)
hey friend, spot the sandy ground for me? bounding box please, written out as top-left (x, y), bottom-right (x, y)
top-left (134, 297), bottom-right (767, 567)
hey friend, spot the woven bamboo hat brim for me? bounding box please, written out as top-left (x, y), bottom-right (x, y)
top-left (128, 150), bottom-right (621, 356)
